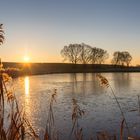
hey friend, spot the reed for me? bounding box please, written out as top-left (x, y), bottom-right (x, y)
top-left (70, 98), bottom-right (84, 140)
top-left (96, 74), bottom-right (130, 135)
top-left (45, 89), bottom-right (58, 140)
top-left (0, 64), bottom-right (40, 140)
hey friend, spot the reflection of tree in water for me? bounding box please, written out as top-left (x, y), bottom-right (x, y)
top-left (70, 73), bottom-right (88, 95)
top-left (70, 73), bottom-right (105, 95)
top-left (112, 73), bottom-right (131, 89)
top-left (91, 73), bottom-right (99, 91)
top-left (70, 73), bottom-right (78, 94)
top-left (81, 73), bottom-right (87, 95)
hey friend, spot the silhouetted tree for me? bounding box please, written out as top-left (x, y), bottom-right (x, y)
top-left (122, 51), bottom-right (132, 66)
top-left (90, 47), bottom-right (108, 64)
top-left (90, 47), bottom-right (98, 64)
top-left (112, 51), bottom-right (132, 66)
top-left (61, 43), bottom-right (109, 64)
top-left (79, 43), bottom-right (92, 64)
top-left (96, 48), bottom-right (109, 64)
top-left (61, 44), bottom-right (83, 64)
top-left (112, 51), bottom-right (122, 65)
top-left (0, 24), bottom-right (4, 45)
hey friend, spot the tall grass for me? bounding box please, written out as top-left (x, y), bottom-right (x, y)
top-left (1, 71), bottom-right (140, 139)
top-left (44, 89), bottom-right (58, 140)
top-left (0, 63), bottom-right (40, 139)
top-left (70, 98), bottom-right (84, 140)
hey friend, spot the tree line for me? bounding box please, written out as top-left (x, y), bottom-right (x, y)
top-left (61, 43), bottom-right (132, 66)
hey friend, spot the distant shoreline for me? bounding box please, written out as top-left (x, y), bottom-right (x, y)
top-left (2, 62), bottom-right (140, 77)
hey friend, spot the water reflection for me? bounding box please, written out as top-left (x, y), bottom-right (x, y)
top-left (25, 76), bottom-right (30, 95)
top-left (112, 73), bottom-right (131, 89)
top-left (13, 73), bottom-right (140, 139)
top-left (24, 76), bottom-right (31, 119)
top-left (70, 73), bottom-right (78, 94)
top-left (70, 73), bottom-right (104, 95)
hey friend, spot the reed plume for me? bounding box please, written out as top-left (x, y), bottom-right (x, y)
top-left (96, 74), bottom-right (130, 135)
top-left (70, 98), bottom-right (84, 140)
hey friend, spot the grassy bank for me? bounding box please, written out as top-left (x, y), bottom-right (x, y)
top-left (2, 62), bottom-right (140, 77)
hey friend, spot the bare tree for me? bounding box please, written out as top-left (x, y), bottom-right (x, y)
top-left (61, 44), bottom-right (83, 64)
top-left (112, 51), bottom-right (132, 66)
top-left (61, 43), bottom-right (109, 64)
top-left (96, 48), bottom-right (109, 64)
top-left (90, 47), bottom-right (108, 64)
top-left (112, 51), bottom-right (123, 65)
top-left (122, 51), bottom-right (132, 66)
top-left (90, 47), bottom-right (98, 64)
top-left (79, 43), bottom-right (92, 64)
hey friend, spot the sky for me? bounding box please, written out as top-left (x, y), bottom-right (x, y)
top-left (0, 0), bottom-right (140, 65)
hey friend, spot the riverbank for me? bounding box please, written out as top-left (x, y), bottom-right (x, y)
top-left (2, 62), bottom-right (140, 77)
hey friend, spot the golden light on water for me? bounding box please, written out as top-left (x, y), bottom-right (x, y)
top-left (24, 76), bottom-right (31, 117)
top-left (25, 76), bottom-right (30, 95)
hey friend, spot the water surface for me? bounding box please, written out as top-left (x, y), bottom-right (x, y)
top-left (13, 73), bottom-right (140, 139)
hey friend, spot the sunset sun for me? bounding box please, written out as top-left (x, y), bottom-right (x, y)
top-left (23, 56), bottom-right (30, 62)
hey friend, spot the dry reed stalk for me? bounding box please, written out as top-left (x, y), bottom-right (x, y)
top-left (4, 81), bottom-right (37, 139)
top-left (96, 74), bottom-right (130, 135)
top-left (120, 119), bottom-right (125, 140)
top-left (70, 98), bottom-right (84, 140)
top-left (0, 64), bottom-right (40, 139)
top-left (44, 89), bottom-right (58, 140)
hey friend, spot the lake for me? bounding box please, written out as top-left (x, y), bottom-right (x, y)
top-left (12, 73), bottom-right (140, 139)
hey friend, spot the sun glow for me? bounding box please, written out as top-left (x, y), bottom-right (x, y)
top-left (23, 56), bottom-right (30, 62)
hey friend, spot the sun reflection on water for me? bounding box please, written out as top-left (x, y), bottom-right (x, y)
top-left (25, 76), bottom-right (30, 95)
top-left (24, 76), bottom-right (31, 117)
